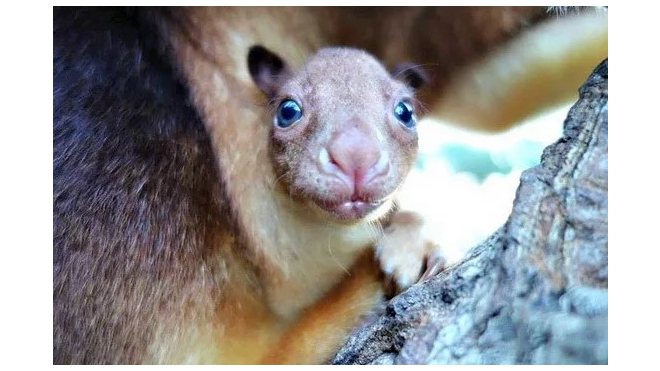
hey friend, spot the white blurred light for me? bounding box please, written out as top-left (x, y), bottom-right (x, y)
top-left (398, 104), bottom-right (571, 264)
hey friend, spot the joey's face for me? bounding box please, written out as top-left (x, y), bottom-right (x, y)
top-left (263, 48), bottom-right (421, 222)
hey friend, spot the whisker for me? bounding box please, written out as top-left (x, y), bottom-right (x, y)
top-left (392, 63), bottom-right (438, 81)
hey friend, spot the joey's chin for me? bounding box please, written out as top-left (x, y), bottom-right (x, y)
top-left (311, 197), bottom-right (390, 222)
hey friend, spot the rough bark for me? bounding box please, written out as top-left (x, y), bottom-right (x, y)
top-left (333, 59), bottom-right (608, 365)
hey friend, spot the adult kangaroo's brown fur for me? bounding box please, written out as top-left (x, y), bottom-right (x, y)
top-left (53, 7), bottom-right (607, 364)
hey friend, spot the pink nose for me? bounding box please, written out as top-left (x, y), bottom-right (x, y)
top-left (322, 127), bottom-right (389, 191)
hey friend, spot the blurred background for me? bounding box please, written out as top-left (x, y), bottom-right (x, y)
top-left (398, 103), bottom-right (571, 263)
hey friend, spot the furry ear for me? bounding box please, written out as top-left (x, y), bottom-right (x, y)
top-left (391, 63), bottom-right (428, 90)
top-left (247, 45), bottom-right (292, 98)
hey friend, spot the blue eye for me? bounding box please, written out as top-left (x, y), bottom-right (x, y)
top-left (394, 100), bottom-right (416, 128)
top-left (276, 100), bottom-right (303, 128)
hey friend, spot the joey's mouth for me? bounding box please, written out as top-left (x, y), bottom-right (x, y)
top-left (314, 197), bottom-right (385, 221)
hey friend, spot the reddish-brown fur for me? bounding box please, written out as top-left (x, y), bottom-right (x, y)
top-left (239, 45), bottom-right (429, 363)
top-left (53, 7), bottom-right (607, 364)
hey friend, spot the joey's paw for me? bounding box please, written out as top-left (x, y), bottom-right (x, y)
top-left (375, 211), bottom-right (446, 298)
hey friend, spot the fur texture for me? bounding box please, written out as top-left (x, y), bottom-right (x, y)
top-left (53, 7), bottom-right (607, 364)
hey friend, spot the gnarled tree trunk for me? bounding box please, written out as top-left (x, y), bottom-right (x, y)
top-left (333, 59), bottom-right (608, 365)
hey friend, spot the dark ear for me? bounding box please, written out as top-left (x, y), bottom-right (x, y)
top-left (391, 63), bottom-right (428, 90)
top-left (247, 45), bottom-right (292, 98)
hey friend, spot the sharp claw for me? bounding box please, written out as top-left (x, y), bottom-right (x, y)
top-left (419, 250), bottom-right (447, 282)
